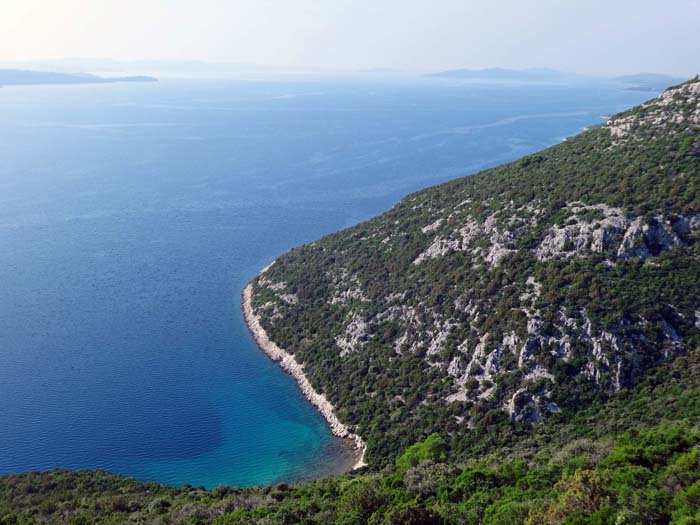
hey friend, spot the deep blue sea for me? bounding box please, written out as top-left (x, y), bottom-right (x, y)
top-left (0, 78), bottom-right (650, 488)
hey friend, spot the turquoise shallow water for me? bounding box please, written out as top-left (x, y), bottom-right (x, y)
top-left (0, 78), bottom-right (650, 487)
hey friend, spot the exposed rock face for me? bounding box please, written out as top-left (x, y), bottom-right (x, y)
top-left (507, 389), bottom-right (543, 424)
top-left (536, 205), bottom-right (695, 262)
top-left (607, 77), bottom-right (700, 144)
top-left (536, 204), bottom-right (627, 260)
top-left (336, 315), bottom-right (369, 357)
top-left (413, 218), bottom-right (479, 265)
top-left (414, 213), bottom-right (521, 268)
top-left (413, 200), bottom-right (698, 270)
top-left (620, 217), bottom-right (689, 259)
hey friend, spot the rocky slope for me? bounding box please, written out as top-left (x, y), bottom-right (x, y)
top-left (249, 77), bottom-right (700, 465)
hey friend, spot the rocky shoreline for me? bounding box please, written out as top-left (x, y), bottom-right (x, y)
top-left (242, 269), bottom-right (367, 470)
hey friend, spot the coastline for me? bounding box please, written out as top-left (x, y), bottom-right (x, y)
top-left (242, 268), bottom-right (367, 471)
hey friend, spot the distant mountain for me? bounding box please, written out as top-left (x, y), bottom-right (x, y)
top-left (0, 69), bottom-right (157, 86)
top-left (613, 72), bottom-right (686, 91)
top-left (428, 67), bottom-right (575, 82)
top-left (0, 59), bottom-right (406, 79)
top-left (0, 59), bottom-right (322, 79)
top-left (427, 67), bottom-right (691, 92)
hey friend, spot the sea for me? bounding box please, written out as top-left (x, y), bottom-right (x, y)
top-left (0, 77), bottom-right (651, 488)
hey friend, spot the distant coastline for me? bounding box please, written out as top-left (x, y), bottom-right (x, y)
top-left (0, 69), bottom-right (157, 87)
top-left (242, 265), bottom-right (367, 471)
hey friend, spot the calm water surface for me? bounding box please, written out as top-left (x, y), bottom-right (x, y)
top-left (0, 78), bottom-right (650, 487)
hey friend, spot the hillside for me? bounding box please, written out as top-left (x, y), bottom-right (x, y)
top-left (249, 77), bottom-right (700, 466)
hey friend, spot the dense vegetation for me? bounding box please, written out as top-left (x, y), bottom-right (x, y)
top-left (2, 78), bottom-right (699, 523)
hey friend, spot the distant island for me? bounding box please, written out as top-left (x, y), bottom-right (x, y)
top-left (612, 72), bottom-right (686, 91)
top-left (427, 67), bottom-right (575, 82)
top-left (427, 67), bottom-right (685, 92)
top-left (0, 58), bottom-right (322, 79)
top-left (0, 69), bottom-right (157, 87)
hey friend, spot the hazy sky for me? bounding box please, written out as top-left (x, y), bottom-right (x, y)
top-left (1, 0), bottom-right (698, 76)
